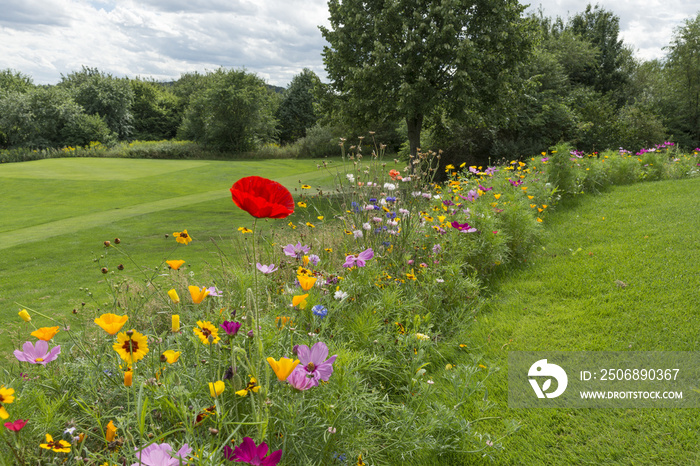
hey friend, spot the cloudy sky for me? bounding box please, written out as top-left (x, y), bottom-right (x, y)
top-left (0, 0), bottom-right (698, 88)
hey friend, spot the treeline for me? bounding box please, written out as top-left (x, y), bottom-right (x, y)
top-left (2, 4), bottom-right (700, 163)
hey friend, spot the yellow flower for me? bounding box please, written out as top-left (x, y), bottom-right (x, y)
top-left (297, 201), bottom-right (307, 208)
top-left (173, 230), bottom-right (192, 245)
top-left (106, 421), bottom-right (117, 442)
top-left (267, 357), bottom-right (300, 381)
top-left (292, 294), bottom-right (309, 308)
top-left (297, 275), bottom-right (317, 291)
top-left (94, 314), bottom-right (128, 335)
top-left (40, 434), bottom-right (71, 453)
top-left (172, 314), bottom-right (180, 332)
top-left (31, 326), bottom-right (60, 341)
top-left (301, 184), bottom-right (311, 189)
top-left (317, 216), bottom-right (324, 220)
top-left (238, 227), bottom-right (253, 234)
top-left (306, 222), bottom-right (315, 228)
top-left (275, 316), bottom-right (293, 329)
top-left (494, 194), bottom-right (501, 200)
top-left (297, 266), bottom-right (313, 276)
top-left (288, 221), bottom-right (296, 229)
top-left (527, 195), bottom-right (534, 200)
top-left (124, 370), bottom-right (133, 387)
top-left (445, 164), bottom-right (455, 170)
top-left (235, 377), bottom-right (260, 397)
top-left (325, 248), bottom-right (333, 253)
top-left (162, 350), bottom-right (181, 364)
top-left (406, 269), bottom-right (417, 280)
top-left (193, 321), bottom-right (220, 345)
top-left (415, 333), bottom-right (430, 341)
top-left (537, 218), bottom-right (543, 223)
top-left (166, 260), bottom-right (185, 270)
top-left (18, 309), bottom-right (31, 322)
top-left (209, 380), bottom-right (225, 397)
top-left (188, 286), bottom-right (210, 304)
top-left (113, 330), bottom-right (149, 364)
top-left (0, 386), bottom-right (15, 420)
top-left (168, 289), bottom-right (180, 304)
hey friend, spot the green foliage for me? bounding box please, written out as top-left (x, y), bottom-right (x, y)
top-left (129, 79), bottom-right (181, 140)
top-left (0, 68), bottom-right (34, 94)
top-left (59, 66), bottom-right (135, 139)
top-left (276, 69), bottom-right (321, 143)
top-left (178, 68), bottom-right (278, 152)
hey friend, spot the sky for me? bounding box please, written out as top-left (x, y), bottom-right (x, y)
top-left (0, 0), bottom-right (698, 88)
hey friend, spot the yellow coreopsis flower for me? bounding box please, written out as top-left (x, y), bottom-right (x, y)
top-left (166, 260), bottom-right (185, 270)
top-left (238, 227), bottom-right (253, 234)
top-left (193, 321), bottom-right (220, 345)
top-left (173, 230), bottom-right (192, 245)
top-left (297, 201), bottom-right (307, 208)
top-left (18, 309), bottom-right (31, 322)
top-left (301, 184), bottom-right (311, 189)
top-left (105, 421), bottom-right (117, 442)
top-left (94, 314), bottom-right (128, 335)
top-left (235, 377), bottom-right (260, 397)
top-left (31, 326), bottom-right (60, 341)
top-left (161, 350), bottom-right (181, 364)
top-left (113, 330), bottom-right (149, 364)
top-left (40, 434), bottom-right (71, 453)
top-left (168, 289), bottom-right (180, 304)
top-left (0, 386), bottom-right (15, 420)
top-left (267, 357), bottom-right (300, 381)
top-left (188, 286), bottom-right (210, 304)
top-left (297, 274), bottom-right (317, 291)
top-left (209, 380), bottom-right (225, 397)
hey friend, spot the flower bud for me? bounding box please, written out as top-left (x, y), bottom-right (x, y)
top-left (18, 309), bottom-right (31, 322)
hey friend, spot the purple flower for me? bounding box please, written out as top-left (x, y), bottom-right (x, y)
top-left (206, 286), bottom-right (222, 297)
top-left (485, 166), bottom-right (498, 175)
top-left (291, 342), bottom-right (337, 387)
top-left (432, 244), bottom-right (442, 254)
top-left (223, 437), bottom-right (282, 465)
top-left (478, 184), bottom-right (493, 192)
top-left (342, 248), bottom-right (374, 268)
top-left (465, 189), bottom-right (478, 202)
top-left (256, 263), bottom-right (278, 274)
top-left (451, 221), bottom-right (477, 233)
top-left (282, 242), bottom-right (310, 259)
top-left (286, 368), bottom-right (316, 390)
top-left (307, 254), bottom-right (320, 266)
top-left (14, 340), bottom-right (60, 366)
top-left (221, 321), bottom-right (242, 336)
top-left (132, 443), bottom-right (192, 466)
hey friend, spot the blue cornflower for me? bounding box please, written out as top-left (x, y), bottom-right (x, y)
top-left (312, 305), bottom-right (328, 319)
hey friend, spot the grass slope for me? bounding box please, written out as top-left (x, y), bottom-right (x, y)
top-left (0, 158), bottom-right (335, 350)
top-left (464, 177), bottom-right (700, 465)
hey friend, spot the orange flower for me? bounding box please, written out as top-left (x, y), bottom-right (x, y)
top-left (188, 286), bottom-right (210, 304)
top-left (389, 169), bottom-right (402, 180)
top-left (31, 326), bottom-right (60, 341)
top-left (106, 421), bottom-right (117, 442)
top-left (166, 260), bottom-right (185, 270)
top-left (292, 294), bottom-right (309, 308)
top-left (94, 314), bottom-right (128, 335)
top-left (173, 230), bottom-right (192, 245)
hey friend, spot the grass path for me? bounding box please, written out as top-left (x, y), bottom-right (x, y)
top-left (464, 177), bottom-right (700, 464)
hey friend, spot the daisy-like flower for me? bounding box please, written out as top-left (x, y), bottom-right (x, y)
top-left (173, 230), bottom-right (192, 245)
top-left (188, 286), bottom-right (210, 304)
top-left (193, 321), bottom-right (220, 345)
top-left (283, 242), bottom-right (310, 259)
top-left (14, 341), bottom-right (61, 366)
top-left (308, 254), bottom-right (320, 266)
top-left (206, 286), bottom-right (222, 297)
top-left (94, 313), bottom-right (128, 335)
top-left (132, 443), bottom-right (192, 466)
top-left (256, 263), bottom-right (278, 274)
top-left (290, 342), bottom-right (337, 387)
top-left (40, 434), bottom-right (71, 453)
top-left (30, 326), bottom-right (59, 341)
top-left (286, 368), bottom-right (316, 391)
top-left (238, 227), bottom-right (253, 234)
top-left (342, 248), bottom-right (374, 268)
top-left (267, 357), bottom-right (300, 381)
top-left (334, 290), bottom-right (348, 300)
top-left (220, 321), bottom-right (242, 336)
top-left (223, 437), bottom-right (282, 465)
top-left (0, 386), bottom-right (15, 420)
top-left (161, 350), bottom-right (181, 364)
top-left (112, 330), bottom-right (149, 364)
top-left (166, 260), bottom-right (185, 270)
top-left (4, 419), bottom-right (27, 431)
top-left (301, 184), bottom-right (311, 189)
top-left (235, 377), bottom-right (260, 397)
top-left (312, 305), bottom-right (328, 319)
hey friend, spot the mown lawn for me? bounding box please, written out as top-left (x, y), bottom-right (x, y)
top-left (465, 177), bottom-right (700, 464)
top-left (0, 157), bottom-right (336, 352)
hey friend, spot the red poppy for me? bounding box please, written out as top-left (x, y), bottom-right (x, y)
top-left (230, 176), bottom-right (295, 219)
top-left (4, 419), bottom-right (27, 431)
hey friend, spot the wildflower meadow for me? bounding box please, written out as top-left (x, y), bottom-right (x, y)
top-left (2, 139), bottom-right (699, 465)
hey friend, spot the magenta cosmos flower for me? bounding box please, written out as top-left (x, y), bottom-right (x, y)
top-left (290, 342), bottom-right (337, 388)
top-left (342, 248), bottom-right (374, 268)
top-left (223, 437), bottom-right (282, 465)
top-left (221, 321), bottom-right (242, 336)
top-left (14, 340), bottom-right (60, 366)
top-left (132, 443), bottom-right (192, 466)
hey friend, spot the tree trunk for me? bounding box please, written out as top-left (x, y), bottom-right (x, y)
top-left (406, 114), bottom-right (423, 173)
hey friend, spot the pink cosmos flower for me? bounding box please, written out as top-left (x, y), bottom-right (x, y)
top-left (286, 368), bottom-right (317, 390)
top-left (342, 248), bottom-right (374, 268)
top-left (223, 437), bottom-right (282, 465)
top-left (256, 263), bottom-right (279, 274)
top-left (4, 419), bottom-right (27, 431)
top-left (282, 242), bottom-right (310, 259)
top-left (290, 342), bottom-right (337, 387)
top-left (132, 443), bottom-right (192, 466)
top-left (14, 340), bottom-right (61, 366)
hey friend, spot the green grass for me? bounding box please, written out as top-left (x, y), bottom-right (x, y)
top-left (462, 177), bottom-right (700, 465)
top-left (0, 157), bottom-right (338, 352)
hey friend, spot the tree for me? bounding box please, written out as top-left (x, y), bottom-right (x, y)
top-left (178, 68), bottom-right (278, 152)
top-left (0, 69), bottom-right (33, 94)
top-left (276, 69), bottom-right (321, 143)
top-left (320, 0), bottom-right (532, 159)
top-left (59, 66), bottom-right (134, 139)
top-left (130, 78), bottom-right (181, 140)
